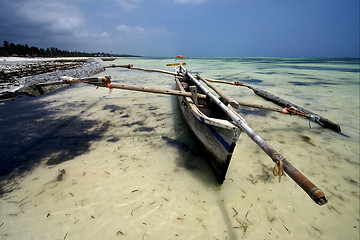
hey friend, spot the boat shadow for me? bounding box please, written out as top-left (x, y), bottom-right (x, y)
top-left (164, 96), bottom-right (221, 186)
top-left (164, 96), bottom-right (240, 239)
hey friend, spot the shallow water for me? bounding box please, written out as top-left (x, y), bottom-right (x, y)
top-left (0, 57), bottom-right (359, 239)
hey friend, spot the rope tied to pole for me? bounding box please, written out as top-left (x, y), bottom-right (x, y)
top-left (308, 114), bottom-right (321, 128)
top-left (101, 76), bottom-right (112, 94)
top-left (273, 158), bottom-right (286, 183)
top-left (282, 106), bottom-right (322, 129)
top-left (233, 81), bottom-right (249, 87)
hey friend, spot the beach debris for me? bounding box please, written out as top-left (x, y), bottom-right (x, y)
top-left (47, 213), bottom-right (51, 218)
top-left (19, 200), bottom-right (31, 208)
top-left (117, 230), bottom-right (124, 236)
top-left (311, 226), bottom-right (323, 235)
top-left (234, 217), bottom-right (252, 236)
top-left (283, 225), bottom-right (291, 234)
top-left (64, 232), bottom-right (68, 240)
top-left (327, 205), bottom-right (341, 214)
top-left (57, 168), bottom-right (66, 181)
top-left (232, 207), bottom-right (238, 217)
top-left (343, 177), bottom-right (359, 187)
top-left (131, 204), bottom-right (143, 216)
top-left (245, 204), bottom-right (253, 218)
top-left (301, 135), bottom-right (315, 146)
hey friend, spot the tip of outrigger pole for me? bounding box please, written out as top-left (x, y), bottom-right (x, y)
top-left (316, 196), bottom-right (328, 206)
top-left (310, 188), bottom-right (328, 206)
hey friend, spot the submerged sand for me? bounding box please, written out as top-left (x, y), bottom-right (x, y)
top-left (0, 57), bottom-right (359, 240)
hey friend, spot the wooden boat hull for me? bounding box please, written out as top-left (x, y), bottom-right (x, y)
top-left (175, 77), bottom-right (241, 183)
top-left (101, 57), bottom-right (116, 61)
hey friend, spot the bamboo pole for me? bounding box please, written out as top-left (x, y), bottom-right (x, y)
top-left (203, 77), bottom-right (238, 86)
top-left (196, 75), bottom-right (239, 109)
top-left (183, 66), bottom-right (327, 206)
top-left (197, 75), bottom-right (292, 114)
top-left (34, 79), bottom-right (291, 114)
top-left (102, 66), bottom-right (315, 117)
top-left (104, 64), bottom-right (178, 76)
top-left (236, 100), bottom-right (287, 113)
top-left (108, 82), bottom-right (206, 98)
top-left (34, 77), bottom-right (290, 114)
top-left (59, 76), bottom-right (207, 99)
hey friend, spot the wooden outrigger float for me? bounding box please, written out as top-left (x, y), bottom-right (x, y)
top-left (33, 63), bottom-right (333, 206)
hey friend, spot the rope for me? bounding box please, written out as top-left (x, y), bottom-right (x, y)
top-left (102, 76), bottom-right (112, 94)
top-left (273, 159), bottom-right (286, 183)
top-left (62, 76), bottom-right (113, 94)
top-left (282, 107), bottom-right (321, 128)
top-left (233, 81), bottom-right (248, 87)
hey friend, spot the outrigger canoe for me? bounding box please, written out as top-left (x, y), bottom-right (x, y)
top-left (101, 57), bottom-right (116, 61)
top-left (35, 63), bottom-right (330, 205)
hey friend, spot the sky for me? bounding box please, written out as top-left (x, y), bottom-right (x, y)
top-left (0, 0), bottom-right (359, 57)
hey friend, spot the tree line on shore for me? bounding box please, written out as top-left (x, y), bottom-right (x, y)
top-left (0, 41), bottom-right (138, 58)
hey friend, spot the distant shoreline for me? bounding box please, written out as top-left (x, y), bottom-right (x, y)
top-left (0, 56), bottom-right (91, 62)
top-left (0, 56), bottom-right (142, 62)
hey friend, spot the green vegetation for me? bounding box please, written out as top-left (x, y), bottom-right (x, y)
top-left (0, 41), bottom-right (138, 57)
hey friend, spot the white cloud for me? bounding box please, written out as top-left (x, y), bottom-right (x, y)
top-left (114, 0), bottom-right (141, 9)
top-left (174, 0), bottom-right (206, 4)
top-left (100, 32), bottom-right (111, 38)
top-left (116, 24), bottom-right (168, 38)
top-left (17, 0), bottom-right (84, 35)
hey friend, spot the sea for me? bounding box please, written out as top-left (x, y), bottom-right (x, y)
top-left (0, 57), bottom-right (359, 240)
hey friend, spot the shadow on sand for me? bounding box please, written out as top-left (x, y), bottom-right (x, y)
top-left (0, 93), bottom-right (110, 196)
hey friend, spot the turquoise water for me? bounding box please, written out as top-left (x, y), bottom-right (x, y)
top-left (0, 57), bottom-right (359, 239)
